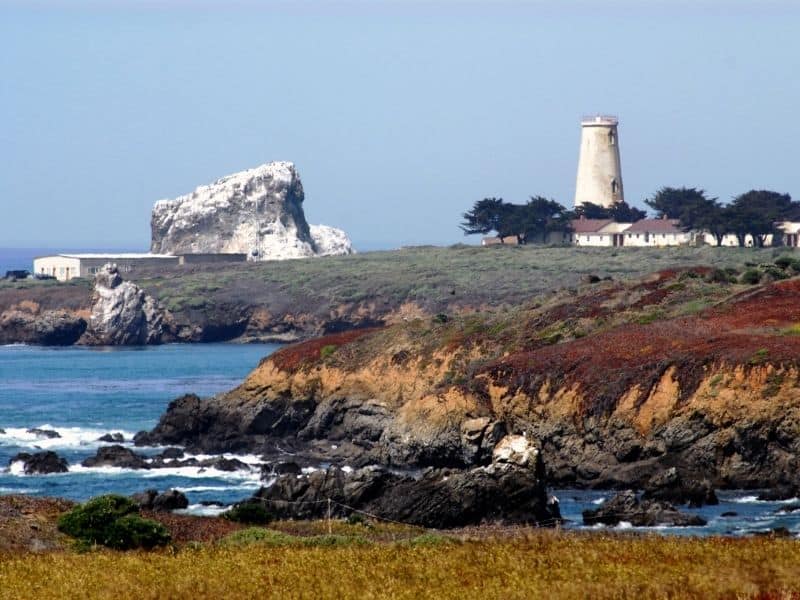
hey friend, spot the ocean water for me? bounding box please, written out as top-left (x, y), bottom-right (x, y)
top-left (0, 344), bottom-right (279, 513)
top-left (1, 343), bottom-right (799, 535)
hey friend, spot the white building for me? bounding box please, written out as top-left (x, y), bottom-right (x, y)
top-left (571, 218), bottom-right (632, 247)
top-left (33, 254), bottom-right (180, 281)
top-left (622, 218), bottom-right (691, 247)
top-left (33, 253), bottom-right (248, 281)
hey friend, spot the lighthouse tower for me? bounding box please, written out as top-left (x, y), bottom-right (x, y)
top-left (573, 115), bottom-right (624, 209)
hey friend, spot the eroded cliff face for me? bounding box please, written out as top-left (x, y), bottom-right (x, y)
top-left (150, 161), bottom-right (353, 259)
top-left (143, 273), bottom-right (800, 490)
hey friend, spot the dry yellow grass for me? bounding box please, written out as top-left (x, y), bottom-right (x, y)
top-left (1, 531), bottom-right (799, 599)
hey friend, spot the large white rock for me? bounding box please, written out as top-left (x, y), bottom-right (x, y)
top-left (87, 264), bottom-right (164, 345)
top-left (150, 161), bottom-right (353, 260)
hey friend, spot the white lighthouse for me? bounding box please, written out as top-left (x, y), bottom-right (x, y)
top-left (573, 115), bottom-right (624, 209)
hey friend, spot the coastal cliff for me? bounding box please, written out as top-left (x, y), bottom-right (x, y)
top-left (142, 268), bottom-right (800, 492)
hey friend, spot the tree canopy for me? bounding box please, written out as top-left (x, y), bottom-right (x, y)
top-left (645, 187), bottom-right (798, 246)
top-left (574, 201), bottom-right (646, 223)
top-left (461, 197), bottom-right (572, 244)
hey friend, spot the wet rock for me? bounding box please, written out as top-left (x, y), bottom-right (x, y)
top-left (198, 457), bottom-right (250, 472)
top-left (131, 489), bottom-right (159, 509)
top-left (97, 432), bottom-right (125, 443)
top-left (0, 428), bottom-right (6, 434)
top-left (757, 485), bottom-right (799, 501)
top-left (642, 467), bottom-right (719, 507)
top-left (81, 445), bottom-right (149, 469)
top-left (249, 438), bottom-right (560, 528)
top-left (26, 428), bottom-right (60, 439)
top-left (262, 461), bottom-right (303, 478)
top-left (159, 447), bottom-right (185, 459)
top-left (582, 490), bottom-right (707, 527)
top-left (152, 489), bottom-right (189, 511)
top-left (9, 451), bottom-right (69, 474)
top-left (133, 488), bottom-right (189, 511)
top-left (720, 511), bottom-right (738, 517)
top-left (775, 503), bottom-right (800, 514)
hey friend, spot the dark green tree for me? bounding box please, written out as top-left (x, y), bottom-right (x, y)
top-left (645, 187), bottom-right (726, 245)
top-left (460, 197), bottom-right (572, 244)
top-left (460, 198), bottom-right (508, 237)
top-left (513, 196), bottom-right (573, 244)
top-left (574, 201), bottom-right (645, 222)
top-left (725, 190), bottom-right (797, 247)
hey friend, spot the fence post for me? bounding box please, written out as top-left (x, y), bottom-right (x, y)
top-left (327, 498), bottom-right (332, 535)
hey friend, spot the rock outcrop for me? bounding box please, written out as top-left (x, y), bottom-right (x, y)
top-left (247, 435), bottom-right (559, 528)
top-left (150, 161), bottom-right (353, 260)
top-left (582, 490), bottom-right (706, 527)
top-left (83, 264), bottom-right (165, 345)
top-left (10, 451), bottom-right (69, 475)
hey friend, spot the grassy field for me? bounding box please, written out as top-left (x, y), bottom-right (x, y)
top-left (1, 530), bottom-right (799, 599)
top-left (134, 245), bottom-right (788, 315)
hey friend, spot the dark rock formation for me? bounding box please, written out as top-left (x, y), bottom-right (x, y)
top-left (245, 435), bottom-right (560, 529)
top-left (97, 432), bottom-right (125, 443)
top-left (582, 491), bottom-right (707, 527)
top-left (10, 451), bottom-right (69, 474)
top-left (132, 488), bottom-right (189, 511)
top-left (642, 468), bottom-right (718, 507)
top-left (82, 445), bottom-right (149, 470)
top-left (153, 489), bottom-right (189, 511)
top-left (26, 428), bottom-right (60, 439)
top-left (757, 485), bottom-right (799, 501)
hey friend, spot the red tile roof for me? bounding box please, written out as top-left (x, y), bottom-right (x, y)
top-left (625, 218), bottom-right (682, 234)
top-left (570, 218), bottom-right (613, 233)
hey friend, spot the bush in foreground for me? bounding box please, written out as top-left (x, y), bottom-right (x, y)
top-left (222, 502), bottom-right (274, 525)
top-left (57, 494), bottom-right (170, 550)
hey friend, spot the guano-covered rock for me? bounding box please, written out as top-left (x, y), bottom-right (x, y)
top-left (150, 161), bottom-right (353, 260)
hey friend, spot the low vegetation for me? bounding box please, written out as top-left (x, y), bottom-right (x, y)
top-left (2, 531), bottom-right (799, 599)
top-left (57, 495), bottom-right (170, 550)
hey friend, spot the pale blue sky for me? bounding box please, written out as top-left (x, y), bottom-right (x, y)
top-left (2, 1), bottom-right (799, 250)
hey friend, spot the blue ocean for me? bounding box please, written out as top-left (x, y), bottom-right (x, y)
top-left (1, 343), bottom-right (799, 535)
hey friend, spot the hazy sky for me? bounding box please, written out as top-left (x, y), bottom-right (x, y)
top-left (2, 1), bottom-right (799, 250)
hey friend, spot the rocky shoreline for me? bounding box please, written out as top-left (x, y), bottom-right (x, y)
top-left (123, 267), bottom-right (800, 528)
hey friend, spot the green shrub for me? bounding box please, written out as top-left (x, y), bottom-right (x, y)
top-left (705, 268), bottom-right (734, 284)
top-left (774, 256), bottom-right (794, 270)
top-left (320, 344), bottom-right (337, 359)
top-left (763, 265), bottom-right (788, 280)
top-left (433, 313), bottom-right (449, 324)
top-left (104, 515), bottom-right (171, 550)
top-left (57, 495), bottom-right (169, 550)
top-left (222, 502), bottom-right (273, 525)
top-left (58, 495), bottom-right (139, 545)
top-left (740, 269), bottom-right (762, 285)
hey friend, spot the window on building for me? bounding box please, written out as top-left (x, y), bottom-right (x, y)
top-left (608, 130), bottom-right (616, 146)
top-left (611, 178), bottom-right (618, 195)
